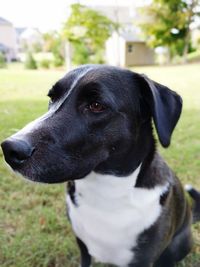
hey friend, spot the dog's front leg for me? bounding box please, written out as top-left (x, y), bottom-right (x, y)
top-left (76, 237), bottom-right (92, 267)
top-left (128, 262), bottom-right (153, 267)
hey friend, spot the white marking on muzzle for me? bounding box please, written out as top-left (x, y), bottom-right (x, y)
top-left (10, 66), bottom-right (94, 139)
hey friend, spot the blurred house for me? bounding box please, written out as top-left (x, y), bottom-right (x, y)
top-left (0, 17), bottom-right (18, 61)
top-left (106, 31), bottom-right (154, 67)
top-left (89, 4), bottom-right (155, 66)
top-left (16, 27), bottom-right (43, 52)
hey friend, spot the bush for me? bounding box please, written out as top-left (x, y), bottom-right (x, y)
top-left (0, 52), bottom-right (6, 68)
top-left (40, 59), bottom-right (51, 69)
top-left (90, 50), bottom-right (105, 64)
top-left (72, 42), bottom-right (105, 65)
top-left (53, 55), bottom-right (64, 67)
top-left (24, 52), bottom-right (37, 69)
top-left (72, 42), bottom-right (89, 65)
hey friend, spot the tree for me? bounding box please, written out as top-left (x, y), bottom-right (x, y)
top-left (43, 31), bottom-right (65, 67)
top-left (24, 52), bottom-right (37, 69)
top-left (63, 4), bottom-right (117, 65)
top-left (0, 52), bottom-right (6, 68)
top-left (139, 0), bottom-right (200, 62)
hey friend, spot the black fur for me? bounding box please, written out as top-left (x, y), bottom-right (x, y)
top-left (76, 237), bottom-right (92, 267)
top-left (1, 64), bottom-right (200, 267)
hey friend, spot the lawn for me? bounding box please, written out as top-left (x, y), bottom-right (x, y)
top-left (0, 64), bottom-right (200, 267)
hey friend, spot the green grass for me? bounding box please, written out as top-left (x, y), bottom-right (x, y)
top-left (174, 50), bottom-right (200, 64)
top-left (0, 64), bottom-right (200, 267)
top-left (187, 50), bottom-right (200, 63)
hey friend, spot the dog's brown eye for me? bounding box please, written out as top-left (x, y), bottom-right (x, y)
top-left (89, 102), bottom-right (106, 113)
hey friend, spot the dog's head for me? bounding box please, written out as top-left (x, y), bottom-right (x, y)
top-left (1, 65), bottom-right (182, 183)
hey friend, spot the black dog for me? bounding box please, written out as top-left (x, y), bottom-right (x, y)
top-left (1, 65), bottom-right (200, 267)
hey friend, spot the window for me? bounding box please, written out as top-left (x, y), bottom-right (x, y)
top-left (128, 44), bottom-right (133, 53)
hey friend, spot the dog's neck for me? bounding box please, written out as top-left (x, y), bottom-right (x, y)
top-left (95, 121), bottom-right (156, 179)
top-left (75, 164), bottom-right (142, 201)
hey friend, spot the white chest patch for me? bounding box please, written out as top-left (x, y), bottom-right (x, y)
top-left (67, 166), bottom-right (169, 267)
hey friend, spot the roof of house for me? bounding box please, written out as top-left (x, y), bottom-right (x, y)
top-left (120, 31), bottom-right (145, 42)
top-left (0, 17), bottom-right (12, 26)
top-left (20, 28), bottom-right (41, 39)
top-left (90, 5), bottom-right (134, 24)
top-left (15, 27), bottom-right (27, 36)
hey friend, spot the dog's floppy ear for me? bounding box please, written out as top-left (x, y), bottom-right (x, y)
top-left (139, 74), bottom-right (182, 148)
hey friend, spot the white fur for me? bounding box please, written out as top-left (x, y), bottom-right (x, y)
top-left (67, 166), bottom-right (169, 267)
top-left (11, 66), bottom-right (93, 139)
top-left (185, 184), bottom-right (193, 191)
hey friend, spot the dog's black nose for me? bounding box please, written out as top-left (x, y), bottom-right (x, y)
top-left (1, 138), bottom-right (35, 167)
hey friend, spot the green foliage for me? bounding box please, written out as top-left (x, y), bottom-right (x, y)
top-left (198, 37), bottom-right (200, 47)
top-left (43, 31), bottom-right (65, 67)
top-left (63, 4), bottom-right (116, 64)
top-left (40, 59), bottom-right (51, 69)
top-left (32, 42), bottom-right (43, 53)
top-left (53, 56), bottom-right (64, 67)
top-left (24, 52), bottom-right (37, 69)
top-left (0, 52), bottom-right (6, 68)
top-left (187, 49), bottom-right (200, 62)
top-left (72, 42), bottom-right (90, 65)
top-left (139, 0), bottom-right (200, 61)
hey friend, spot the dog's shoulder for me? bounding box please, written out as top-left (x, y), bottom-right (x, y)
top-left (136, 152), bottom-right (175, 188)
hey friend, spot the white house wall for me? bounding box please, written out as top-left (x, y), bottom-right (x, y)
top-left (106, 32), bottom-right (126, 66)
top-left (119, 36), bottom-right (126, 66)
top-left (0, 25), bottom-right (17, 60)
top-left (0, 24), bottom-right (18, 60)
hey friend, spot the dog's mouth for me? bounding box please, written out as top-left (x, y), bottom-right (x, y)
top-left (1, 148), bottom-right (90, 184)
top-left (1, 118), bottom-right (112, 183)
top-left (14, 166), bottom-right (92, 184)
top-left (1, 137), bottom-right (63, 183)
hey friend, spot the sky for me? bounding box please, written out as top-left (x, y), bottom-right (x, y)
top-left (0, 0), bottom-right (146, 32)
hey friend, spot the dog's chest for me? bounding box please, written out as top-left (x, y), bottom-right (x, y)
top-left (67, 170), bottom-right (167, 267)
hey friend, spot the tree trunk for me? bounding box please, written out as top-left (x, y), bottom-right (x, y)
top-left (182, 0), bottom-right (198, 64)
top-left (182, 30), bottom-right (190, 64)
